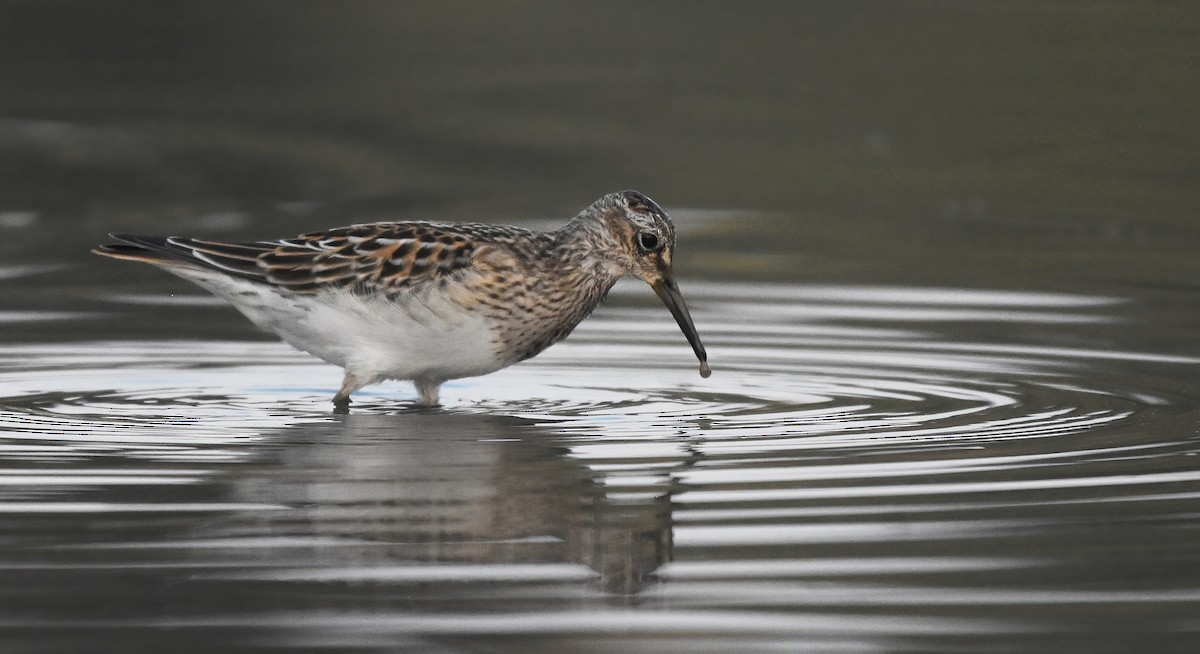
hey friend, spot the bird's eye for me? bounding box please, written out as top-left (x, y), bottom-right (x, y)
top-left (637, 232), bottom-right (660, 252)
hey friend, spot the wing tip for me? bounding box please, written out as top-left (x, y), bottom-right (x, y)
top-left (92, 242), bottom-right (175, 264)
top-left (94, 233), bottom-right (268, 279)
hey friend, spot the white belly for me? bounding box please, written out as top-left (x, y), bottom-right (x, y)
top-left (166, 266), bottom-right (503, 383)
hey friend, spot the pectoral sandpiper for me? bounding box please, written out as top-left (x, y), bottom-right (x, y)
top-left (95, 191), bottom-right (710, 411)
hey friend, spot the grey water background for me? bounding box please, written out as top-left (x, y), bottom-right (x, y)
top-left (1, 3), bottom-right (1199, 652)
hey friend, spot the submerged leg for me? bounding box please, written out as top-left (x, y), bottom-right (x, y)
top-left (332, 371), bottom-right (370, 414)
top-left (413, 378), bottom-right (442, 407)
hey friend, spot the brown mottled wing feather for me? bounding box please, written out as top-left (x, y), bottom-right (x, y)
top-left (259, 223), bottom-right (482, 295)
top-left (100, 223), bottom-right (535, 299)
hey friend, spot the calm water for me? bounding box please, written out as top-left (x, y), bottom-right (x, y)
top-left (1, 3), bottom-right (1199, 653)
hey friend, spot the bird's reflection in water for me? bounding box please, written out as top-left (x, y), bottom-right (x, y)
top-left (214, 409), bottom-right (678, 598)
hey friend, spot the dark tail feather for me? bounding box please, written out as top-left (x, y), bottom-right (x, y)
top-left (92, 234), bottom-right (185, 264)
top-left (93, 233), bottom-right (267, 280)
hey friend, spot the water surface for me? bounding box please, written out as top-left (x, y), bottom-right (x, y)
top-left (2, 275), bottom-right (1199, 652)
top-left (1, 3), bottom-right (1198, 652)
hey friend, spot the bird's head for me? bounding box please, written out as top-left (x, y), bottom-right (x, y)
top-left (570, 190), bottom-right (710, 378)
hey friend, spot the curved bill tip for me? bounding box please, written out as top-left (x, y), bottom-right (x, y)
top-left (651, 275), bottom-right (710, 379)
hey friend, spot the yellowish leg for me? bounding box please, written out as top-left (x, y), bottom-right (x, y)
top-left (414, 378), bottom-right (442, 406)
top-left (332, 371), bottom-right (369, 414)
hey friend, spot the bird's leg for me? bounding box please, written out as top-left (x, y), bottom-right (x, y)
top-left (332, 371), bottom-right (369, 414)
top-left (413, 378), bottom-right (442, 407)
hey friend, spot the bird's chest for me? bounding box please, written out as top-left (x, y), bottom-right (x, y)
top-left (490, 286), bottom-right (607, 365)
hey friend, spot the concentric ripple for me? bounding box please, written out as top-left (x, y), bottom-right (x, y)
top-left (0, 281), bottom-right (1193, 502)
top-left (1, 282), bottom-right (1199, 652)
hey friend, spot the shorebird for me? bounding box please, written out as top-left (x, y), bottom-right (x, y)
top-left (95, 191), bottom-right (710, 411)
